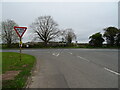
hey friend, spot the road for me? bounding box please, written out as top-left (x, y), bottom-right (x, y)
top-left (2, 49), bottom-right (119, 88)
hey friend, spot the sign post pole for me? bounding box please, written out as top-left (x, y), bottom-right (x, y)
top-left (14, 26), bottom-right (27, 61)
top-left (20, 37), bottom-right (22, 61)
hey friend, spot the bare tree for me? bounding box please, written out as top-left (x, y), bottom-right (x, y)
top-left (30, 16), bottom-right (60, 46)
top-left (61, 28), bottom-right (76, 44)
top-left (1, 19), bottom-right (18, 47)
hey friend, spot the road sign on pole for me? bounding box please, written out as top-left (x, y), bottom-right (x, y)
top-left (14, 26), bottom-right (27, 38)
top-left (14, 26), bottom-right (27, 61)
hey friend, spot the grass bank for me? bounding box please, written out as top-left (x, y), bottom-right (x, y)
top-left (2, 52), bottom-right (36, 88)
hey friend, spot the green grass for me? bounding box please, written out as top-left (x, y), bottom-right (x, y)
top-left (2, 52), bottom-right (36, 88)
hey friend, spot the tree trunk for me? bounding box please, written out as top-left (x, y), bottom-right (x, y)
top-left (44, 41), bottom-right (48, 47)
top-left (7, 42), bottom-right (11, 48)
top-left (110, 37), bottom-right (114, 46)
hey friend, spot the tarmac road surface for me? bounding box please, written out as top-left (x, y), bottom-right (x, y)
top-left (2, 49), bottom-right (119, 88)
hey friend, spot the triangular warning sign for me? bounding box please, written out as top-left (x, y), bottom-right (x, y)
top-left (14, 26), bottom-right (27, 38)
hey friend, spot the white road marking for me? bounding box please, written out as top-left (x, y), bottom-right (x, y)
top-left (56, 53), bottom-right (59, 56)
top-left (52, 53), bottom-right (55, 55)
top-left (52, 53), bottom-right (59, 57)
top-left (104, 67), bottom-right (120, 76)
top-left (32, 76), bottom-right (35, 78)
top-left (77, 56), bottom-right (90, 62)
top-left (69, 52), bottom-right (72, 54)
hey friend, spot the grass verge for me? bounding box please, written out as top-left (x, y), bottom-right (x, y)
top-left (2, 52), bottom-right (36, 88)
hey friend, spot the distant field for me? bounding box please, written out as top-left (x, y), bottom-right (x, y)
top-left (2, 52), bottom-right (36, 88)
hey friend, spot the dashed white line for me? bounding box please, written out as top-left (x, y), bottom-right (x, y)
top-left (77, 56), bottom-right (90, 62)
top-left (104, 67), bottom-right (120, 76)
top-left (32, 76), bottom-right (35, 79)
top-left (56, 53), bottom-right (59, 56)
top-left (52, 53), bottom-right (55, 55)
top-left (69, 52), bottom-right (72, 54)
top-left (52, 53), bottom-right (60, 57)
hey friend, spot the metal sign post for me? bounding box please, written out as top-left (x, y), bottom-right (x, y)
top-left (20, 37), bottom-right (22, 61)
top-left (14, 26), bottom-right (27, 61)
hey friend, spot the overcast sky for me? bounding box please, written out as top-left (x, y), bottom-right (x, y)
top-left (2, 2), bottom-right (118, 43)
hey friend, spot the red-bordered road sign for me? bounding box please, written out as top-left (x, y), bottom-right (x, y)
top-left (14, 26), bottom-right (27, 38)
